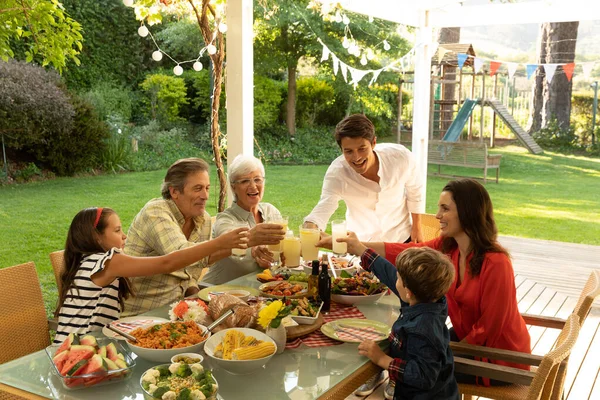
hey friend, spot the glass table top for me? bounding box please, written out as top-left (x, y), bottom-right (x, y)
top-left (0, 271), bottom-right (400, 399)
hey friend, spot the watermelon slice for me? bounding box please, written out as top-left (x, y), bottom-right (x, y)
top-left (97, 345), bottom-right (107, 357)
top-left (80, 335), bottom-right (98, 347)
top-left (56, 333), bottom-right (79, 354)
top-left (114, 358), bottom-right (129, 375)
top-left (59, 345), bottom-right (95, 376)
top-left (52, 350), bottom-right (70, 373)
top-left (82, 354), bottom-right (108, 386)
top-left (106, 342), bottom-right (118, 362)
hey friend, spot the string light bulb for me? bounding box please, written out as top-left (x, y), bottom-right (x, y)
top-left (193, 61), bottom-right (203, 71)
top-left (173, 65), bottom-right (183, 76)
top-left (334, 11), bottom-right (342, 23)
top-left (361, 54), bottom-right (368, 65)
top-left (342, 14), bottom-right (350, 25)
top-left (218, 23), bottom-right (228, 33)
top-left (123, 0), bottom-right (134, 7)
top-left (138, 25), bottom-right (149, 38)
top-left (342, 37), bottom-right (350, 49)
top-left (366, 48), bottom-right (375, 61)
top-left (152, 50), bottom-right (163, 61)
top-left (383, 40), bottom-right (391, 51)
top-left (207, 44), bottom-right (217, 55)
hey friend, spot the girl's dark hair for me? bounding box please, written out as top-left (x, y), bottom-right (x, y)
top-left (440, 179), bottom-right (509, 277)
top-left (55, 207), bottom-right (132, 317)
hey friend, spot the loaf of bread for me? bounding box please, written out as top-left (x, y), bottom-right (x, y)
top-left (208, 294), bottom-right (257, 329)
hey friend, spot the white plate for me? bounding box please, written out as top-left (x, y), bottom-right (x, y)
top-left (102, 316), bottom-right (169, 340)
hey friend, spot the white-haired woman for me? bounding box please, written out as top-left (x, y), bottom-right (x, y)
top-left (202, 155), bottom-right (286, 284)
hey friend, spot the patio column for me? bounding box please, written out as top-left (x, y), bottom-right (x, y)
top-left (226, 0), bottom-right (254, 159)
top-left (411, 10), bottom-right (433, 203)
top-left (225, 0), bottom-right (254, 204)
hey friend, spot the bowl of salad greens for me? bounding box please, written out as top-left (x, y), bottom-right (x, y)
top-left (140, 361), bottom-right (218, 400)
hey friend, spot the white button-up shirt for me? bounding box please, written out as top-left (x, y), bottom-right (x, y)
top-left (304, 143), bottom-right (425, 242)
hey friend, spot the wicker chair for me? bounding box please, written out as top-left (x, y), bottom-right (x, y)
top-left (420, 213), bottom-right (440, 242)
top-left (49, 250), bottom-right (65, 294)
top-left (0, 262), bottom-right (51, 364)
top-left (454, 313), bottom-right (580, 400)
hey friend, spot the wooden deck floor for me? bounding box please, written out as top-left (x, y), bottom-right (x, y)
top-left (346, 235), bottom-right (600, 400)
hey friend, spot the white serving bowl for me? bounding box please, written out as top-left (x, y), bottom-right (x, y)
top-left (126, 322), bottom-right (211, 363)
top-left (204, 328), bottom-right (276, 375)
top-left (170, 352), bottom-right (204, 364)
top-left (290, 302), bottom-right (323, 325)
top-left (140, 363), bottom-right (218, 400)
top-left (224, 289), bottom-right (251, 302)
top-left (331, 291), bottom-right (386, 305)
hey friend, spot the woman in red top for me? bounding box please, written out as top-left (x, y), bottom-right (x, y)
top-left (334, 178), bottom-right (531, 386)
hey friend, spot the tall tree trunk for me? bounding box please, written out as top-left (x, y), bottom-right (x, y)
top-left (438, 27), bottom-right (460, 136)
top-left (286, 64), bottom-right (297, 137)
top-left (527, 22), bottom-right (579, 133)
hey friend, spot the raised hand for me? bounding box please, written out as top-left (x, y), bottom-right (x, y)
top-left (338, 231), bottom-right (367, 256)
top-left (248, 223), bottom-right (286, 247)
top-left (315, 231), bottom-right (332, 250)
top-left (219, 226), bottom-right (249, 250)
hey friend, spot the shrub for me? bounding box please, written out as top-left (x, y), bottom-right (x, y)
top-left (296, 77), bottom-right (335, 128)
top-left (100, 128), bottom-right (132, 174)
top-left (532, 119), bottom-right (579, 151)
top-left (140, 73), bottom-right (189, 126)
top-left (571, 93), bottom-right (599, 146)
top-left (184, 69), bottom-right (226, 125)
top-left (0, 60), bottom-right (74, 158)
top-left (82, 82), bottom-right (133, 122)
top-left (255, 76), bottom-right (285, 130)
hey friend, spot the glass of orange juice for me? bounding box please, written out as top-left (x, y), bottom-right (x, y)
top-left (299, 225), bottom-right (320, 262)
top-left (266, 214), bottom-right (288, 268)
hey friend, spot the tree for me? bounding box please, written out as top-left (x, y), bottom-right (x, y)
top-left (527, 22), bottom-right (579, 133)
top-left (132, 0), bottom-right (228, 211)
top-left (0, 0), bottom-right (83, 73)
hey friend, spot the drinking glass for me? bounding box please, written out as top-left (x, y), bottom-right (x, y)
top-left (331, 220), bottom-right (347, 255)
top-left (265, 214), bottom-right (288, 268)
top-left (282, 231), bottom-right (302, 267)
top-left (229, 221), bottom-right (249, 259)
top-left (299, 225), bottom-right (320, 263)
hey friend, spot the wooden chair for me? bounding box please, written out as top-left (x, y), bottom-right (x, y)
top-left (454, 313), bottom-right (580, 400)
top-left (0, 262), bottom-right (51, 364)
top-left (49, 250), bottom-right (65, 294)
top-left (420, 213), bottom-right (440, 242)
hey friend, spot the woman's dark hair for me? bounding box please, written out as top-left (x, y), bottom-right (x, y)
top-left (55, 207), bottom-right (132, 317)
top-left (440, 179), bottom-right (509, 277)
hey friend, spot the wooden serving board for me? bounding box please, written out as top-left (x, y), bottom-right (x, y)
top-left (286, 313), bottom-right (324, 340)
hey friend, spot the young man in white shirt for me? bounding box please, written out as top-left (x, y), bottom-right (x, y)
top-left (304, 114), bottom-right (425, 244)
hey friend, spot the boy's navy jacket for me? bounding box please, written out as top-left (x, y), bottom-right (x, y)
top-left (362, 249), bottom-right (459, 400)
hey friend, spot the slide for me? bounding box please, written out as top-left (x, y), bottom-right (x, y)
top-left (442, 98), bottom-right (478, 142)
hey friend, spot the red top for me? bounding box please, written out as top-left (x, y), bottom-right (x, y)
top-left (385, 238), bottom-right (531, 378)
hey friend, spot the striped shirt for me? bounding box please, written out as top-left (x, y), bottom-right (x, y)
top-left (54, 249), bottom-right (121, 344)
top-left (122, 198), bottom-right (212, 317)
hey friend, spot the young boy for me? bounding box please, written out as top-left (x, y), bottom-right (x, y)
top-left (348, 233), bottom-right (459, 399)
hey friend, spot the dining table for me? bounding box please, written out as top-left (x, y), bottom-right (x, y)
top-left (0, 270), bottom-right (400, 400)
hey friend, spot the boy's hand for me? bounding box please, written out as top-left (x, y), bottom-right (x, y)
top-left (358, 340), bottom-right (392, 370)
top-left (339, 231), bottom-right (368, 256)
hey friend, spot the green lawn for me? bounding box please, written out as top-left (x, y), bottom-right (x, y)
top-left (1, 145), bottom-right (599, 315)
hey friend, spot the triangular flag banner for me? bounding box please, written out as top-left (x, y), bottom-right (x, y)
top-left (437, 46), bottom-right (449, 62)
top-left (544, 64), bottom-right (558, 83)
top-left (526, 64), bottom-right (537, 79)
top-left (474, 57), bottom-right (484, 74)
top-left (582, 62), bottom-right (595, 80)
top-left (340, 62), bottom-right (348, 82)
top-left (457, 53), bottom-right (468, 69)
top-left (332, 55), bottom-right (339, 75)
top-left (369, 69), bottom-right (382, 86)
top-left (507, 63), bottom-right (518, 79)
top-left (489, 61), bottom-right (502, 77)
top-left (349, 67), bottom-right (369, 84)
top-left (429, 42), bottom-right (439, 59)
top-left (321, 45), bottom-right (330, 62)
top-left (562, 63), bottom-right (575, 82)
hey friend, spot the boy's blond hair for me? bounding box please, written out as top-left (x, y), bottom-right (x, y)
top-left (395, 247), bottom-right (455, 303)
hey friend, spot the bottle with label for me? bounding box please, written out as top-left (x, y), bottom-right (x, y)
top-left (318, 261), bottom-right (331, 313)
top-left (307, 260), bottom-right (320, 301)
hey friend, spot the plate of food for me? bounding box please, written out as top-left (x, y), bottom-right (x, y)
top-left (321, 318), bottom-right (390, 343)
top-left (198, 284), bottom-right (260, 302)
top-left (258, 281), bottom-right (308, 299)
top-left (102, 316), bottom-right (169, 340)
top-left (256, 269), bottom-right (310, 283)
top-left (288, 297), bottom-right (323, 325)
top-left (140, 361), bottom-right (218, 399)
top-left (302, 254), bottom-right (360, 277)
top-left (330, 272), bottom-right (387, 305)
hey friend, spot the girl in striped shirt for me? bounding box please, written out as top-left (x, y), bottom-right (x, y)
top-left (54, 207), bottom-right (248, 344)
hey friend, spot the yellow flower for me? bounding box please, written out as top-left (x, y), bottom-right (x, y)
top-left (258, 300), bottom-right (283, 329)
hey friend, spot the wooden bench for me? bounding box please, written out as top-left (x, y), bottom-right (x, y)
top-left (427, 140), bottom-right (502, 184)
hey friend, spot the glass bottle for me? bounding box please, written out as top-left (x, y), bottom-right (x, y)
top-left (307, 260), bottom-right (320, 301)
top-left (318, 261), bottom-right (331, 313)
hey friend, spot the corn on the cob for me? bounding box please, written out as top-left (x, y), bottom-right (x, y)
top-left (233, 330), bottom-right (245, 350)
top-left (214, 342), bottom-right (223, 358)
top-left (222, 330), bottom-right (237, 360)
top-left (241, 335), bottom-right (257, 347)
top-left (232, 342), bottom-right (275, 360)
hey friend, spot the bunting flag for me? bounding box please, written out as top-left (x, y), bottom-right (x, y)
top-left (489, 61), bottom-right (502, 77)
top-left (474, 57), bottom-right (484, 74)
top-left (563, 63), bottom-right (575, 82)
top-left (437, 46), bottom-right (449, 62)
top-left (507, 63), bottom-right (518, 79)
top-left (349, 67), bottom-right (369, 85)
top-left (457, 53), bottom-right (468, 70)
top-left (321, 46), bottom-right (330, 62)
top-left (544, 63), bottom-right (558, 83)
top-left (526, 64), bottom-right (538, 79)
top-left (369, 69), bottom-right (382, 86)
top-left (332, 54), bottom-right (339, 75)
top-left (340, 62), bottom-right (348, 82)
top-left (582, 62), bottom-right (595, 80)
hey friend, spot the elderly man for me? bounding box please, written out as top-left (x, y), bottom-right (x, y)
top-left (304, 114), bottom-right (425, 244)
top-left (122, 158), bottom-right (283, 316)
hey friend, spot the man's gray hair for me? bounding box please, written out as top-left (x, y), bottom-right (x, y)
top-left (161, 158), bottom-right (210, 199)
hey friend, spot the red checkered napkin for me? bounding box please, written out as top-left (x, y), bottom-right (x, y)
top-left (110, 319), bottom-right (157, 333)
top-left (331, 325), bottom-right (386, 342)
top-left (286, 302), bottom-right (366, 349)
